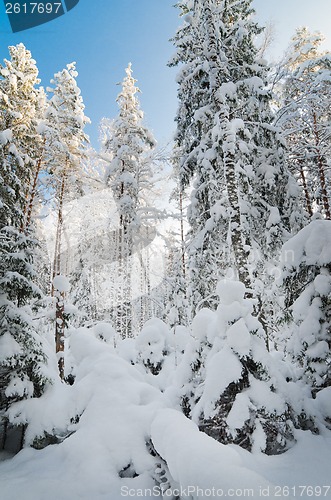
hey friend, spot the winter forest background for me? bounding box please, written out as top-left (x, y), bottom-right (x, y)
top-left (0, 0), bottom-right (331, 499)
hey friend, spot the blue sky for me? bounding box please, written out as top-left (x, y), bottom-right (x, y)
top-left (0, 0), bottom-right (330, 149)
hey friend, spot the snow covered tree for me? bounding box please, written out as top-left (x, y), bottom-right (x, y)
top-left (69, 255), bottom-right (97, 325)
top-left (102, 63), bottom-right (156, 338)
top-left (45, 62), bottom-right (89, 378)
top-left (277, 28), bottom-right (331, 220)
top-left (171, 0), bottom-right (302, 321)
top-left (162, 152), bottom-right (190, 328)
top-left (167, 0), bottom-right (315, 454)
top-left (0, 229), bottom-right (48, 410)
top-left (175, 279), bottom-right (312, 454)
top-left (281, 220), bottom-right (331, 394)
top-left (162, 235), bottom-right (189, 329)
top-left (0, 45), bottom-right (50, 450)
top-left (0, 43), bottom-right (45, 230)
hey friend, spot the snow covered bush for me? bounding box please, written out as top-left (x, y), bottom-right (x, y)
top-left (135, 319), bottom-right (172, 375)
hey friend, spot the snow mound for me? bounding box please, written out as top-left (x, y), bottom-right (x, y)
top-left (216, 279), bottom-right (246, 305)
top-left (3, 330), bottom-right (165, 500)
top-left (315, 387), bottom-right (331, 418)
top-left (151, 409), bottom-right (273, 499)
top-left (136, 318), bottom-right (171, 368)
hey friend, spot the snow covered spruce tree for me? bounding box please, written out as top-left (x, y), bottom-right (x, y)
top-left (277, 28), bottom-right (331, 220)
top-left (162, 154), bottom-right (190, 328)
top-left (171, 0), bottom-right (302, 321)
top-left (162, 234), bottom-right (189, 329)
top-left (169, 0), bottom-right (309, 453)
top-left (0, 45), bottom-right (49, 449)
top-left (102, 63), bottom-right (156, 338)
top-left (44, 63), bottom-right (89, 378)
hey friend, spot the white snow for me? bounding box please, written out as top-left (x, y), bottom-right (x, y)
top-left (281, 220), bottom-right (331, 269)
top-left (0, 333), bottom-right (22, 362)
top-left (151, 409), bottom-right (276, 499)
top-left (226, 318), bottom-right (251, 357)
top-left (315, 388), bottom-right (331, 418)
top-left (52, 275), bottom-right (71, 293)
top-left (216, 279), bottom-right (246, 305)
top-left (0, 323), bottom-right (330, 500)
top-left (192, 346), bottom-right (243, 420)
top-left (0, 129), bottom-right (13, 144)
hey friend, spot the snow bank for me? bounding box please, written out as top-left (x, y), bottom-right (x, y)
top-left (151, 409), bottom-right (274, 499)
top-left (315, 387), bottom-right (331, 418)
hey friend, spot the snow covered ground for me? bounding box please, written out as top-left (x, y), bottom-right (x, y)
top-left (0, 327), bottom-right (330, 500)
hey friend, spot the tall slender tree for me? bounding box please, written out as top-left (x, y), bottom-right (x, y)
top-left (171, 0), bottom-right (302, 320)
top-left (0, 44), bottom-right (49, 449)
top-left (170, 0), bottom-right (307, 453)
top-left (45, 62), bottom-right (89, 378)
top-left (102, 63), bottom-right (156, 338)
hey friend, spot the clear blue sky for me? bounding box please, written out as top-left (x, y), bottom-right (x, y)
top-left (0, 0), bottom-right (330, 149)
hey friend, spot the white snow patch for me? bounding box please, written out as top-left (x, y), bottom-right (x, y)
top-left (52, 275), bottom-right (71, 293)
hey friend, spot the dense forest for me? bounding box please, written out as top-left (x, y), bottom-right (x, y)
top-left (0, 1), bottom-right (330, 499)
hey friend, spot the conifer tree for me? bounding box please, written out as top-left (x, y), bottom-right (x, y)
top-left (45, 62), bottom-right (89, 378)
top-left (170, 0), bottom-right (309, 454)
top-left (102, 63), bottom-right (156, 338)
top-left (171, 0), bottom-right (302, 318)
top-left (181, 280), bottom-right (296, 454)
top-left (0, 45), bottom-right (49, 448)
top-left (0, 43), bottom-right (44, 230)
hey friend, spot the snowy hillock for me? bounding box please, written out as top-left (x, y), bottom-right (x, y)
top-left (151, 409), bottom-right (273, 496)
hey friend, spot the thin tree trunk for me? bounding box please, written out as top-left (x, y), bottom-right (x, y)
top-left (313, 112), bottom-right (331, 219)
top-left (223, 148), bottom-right (251, 291)
top-left (24, 143), bottom-right (45, 230)
top-left (179, 190), bottom-right (186, 280)
top-left (0, 418), bottom-right (8, 450)
top-left (299, 160), bottom-right (313, 217)
top-left (52, 171), bottom-right (66, 380)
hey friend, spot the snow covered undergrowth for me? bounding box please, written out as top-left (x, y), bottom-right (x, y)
top-left (0, 325), bottom-right (331, 500)
top-left (0, 329), bottom-right (165, 500)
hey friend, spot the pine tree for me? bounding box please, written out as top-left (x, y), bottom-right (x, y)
top-left (45, 62), bottom-right (89, 378)
top-left (0, 229), bottom-right (48, 401)
top-left (102, 63), bottom-right (156, 338)
top-left (176, 279), bottom-right (311, 454)
top-left (163, 235), bottom-right (188, 329)
top-left (169, 0), bottom-right (309, 454)
top-left (171, 0), bottom-right (302, 320)
top-left (277, 27), bottom-right (331, 220)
